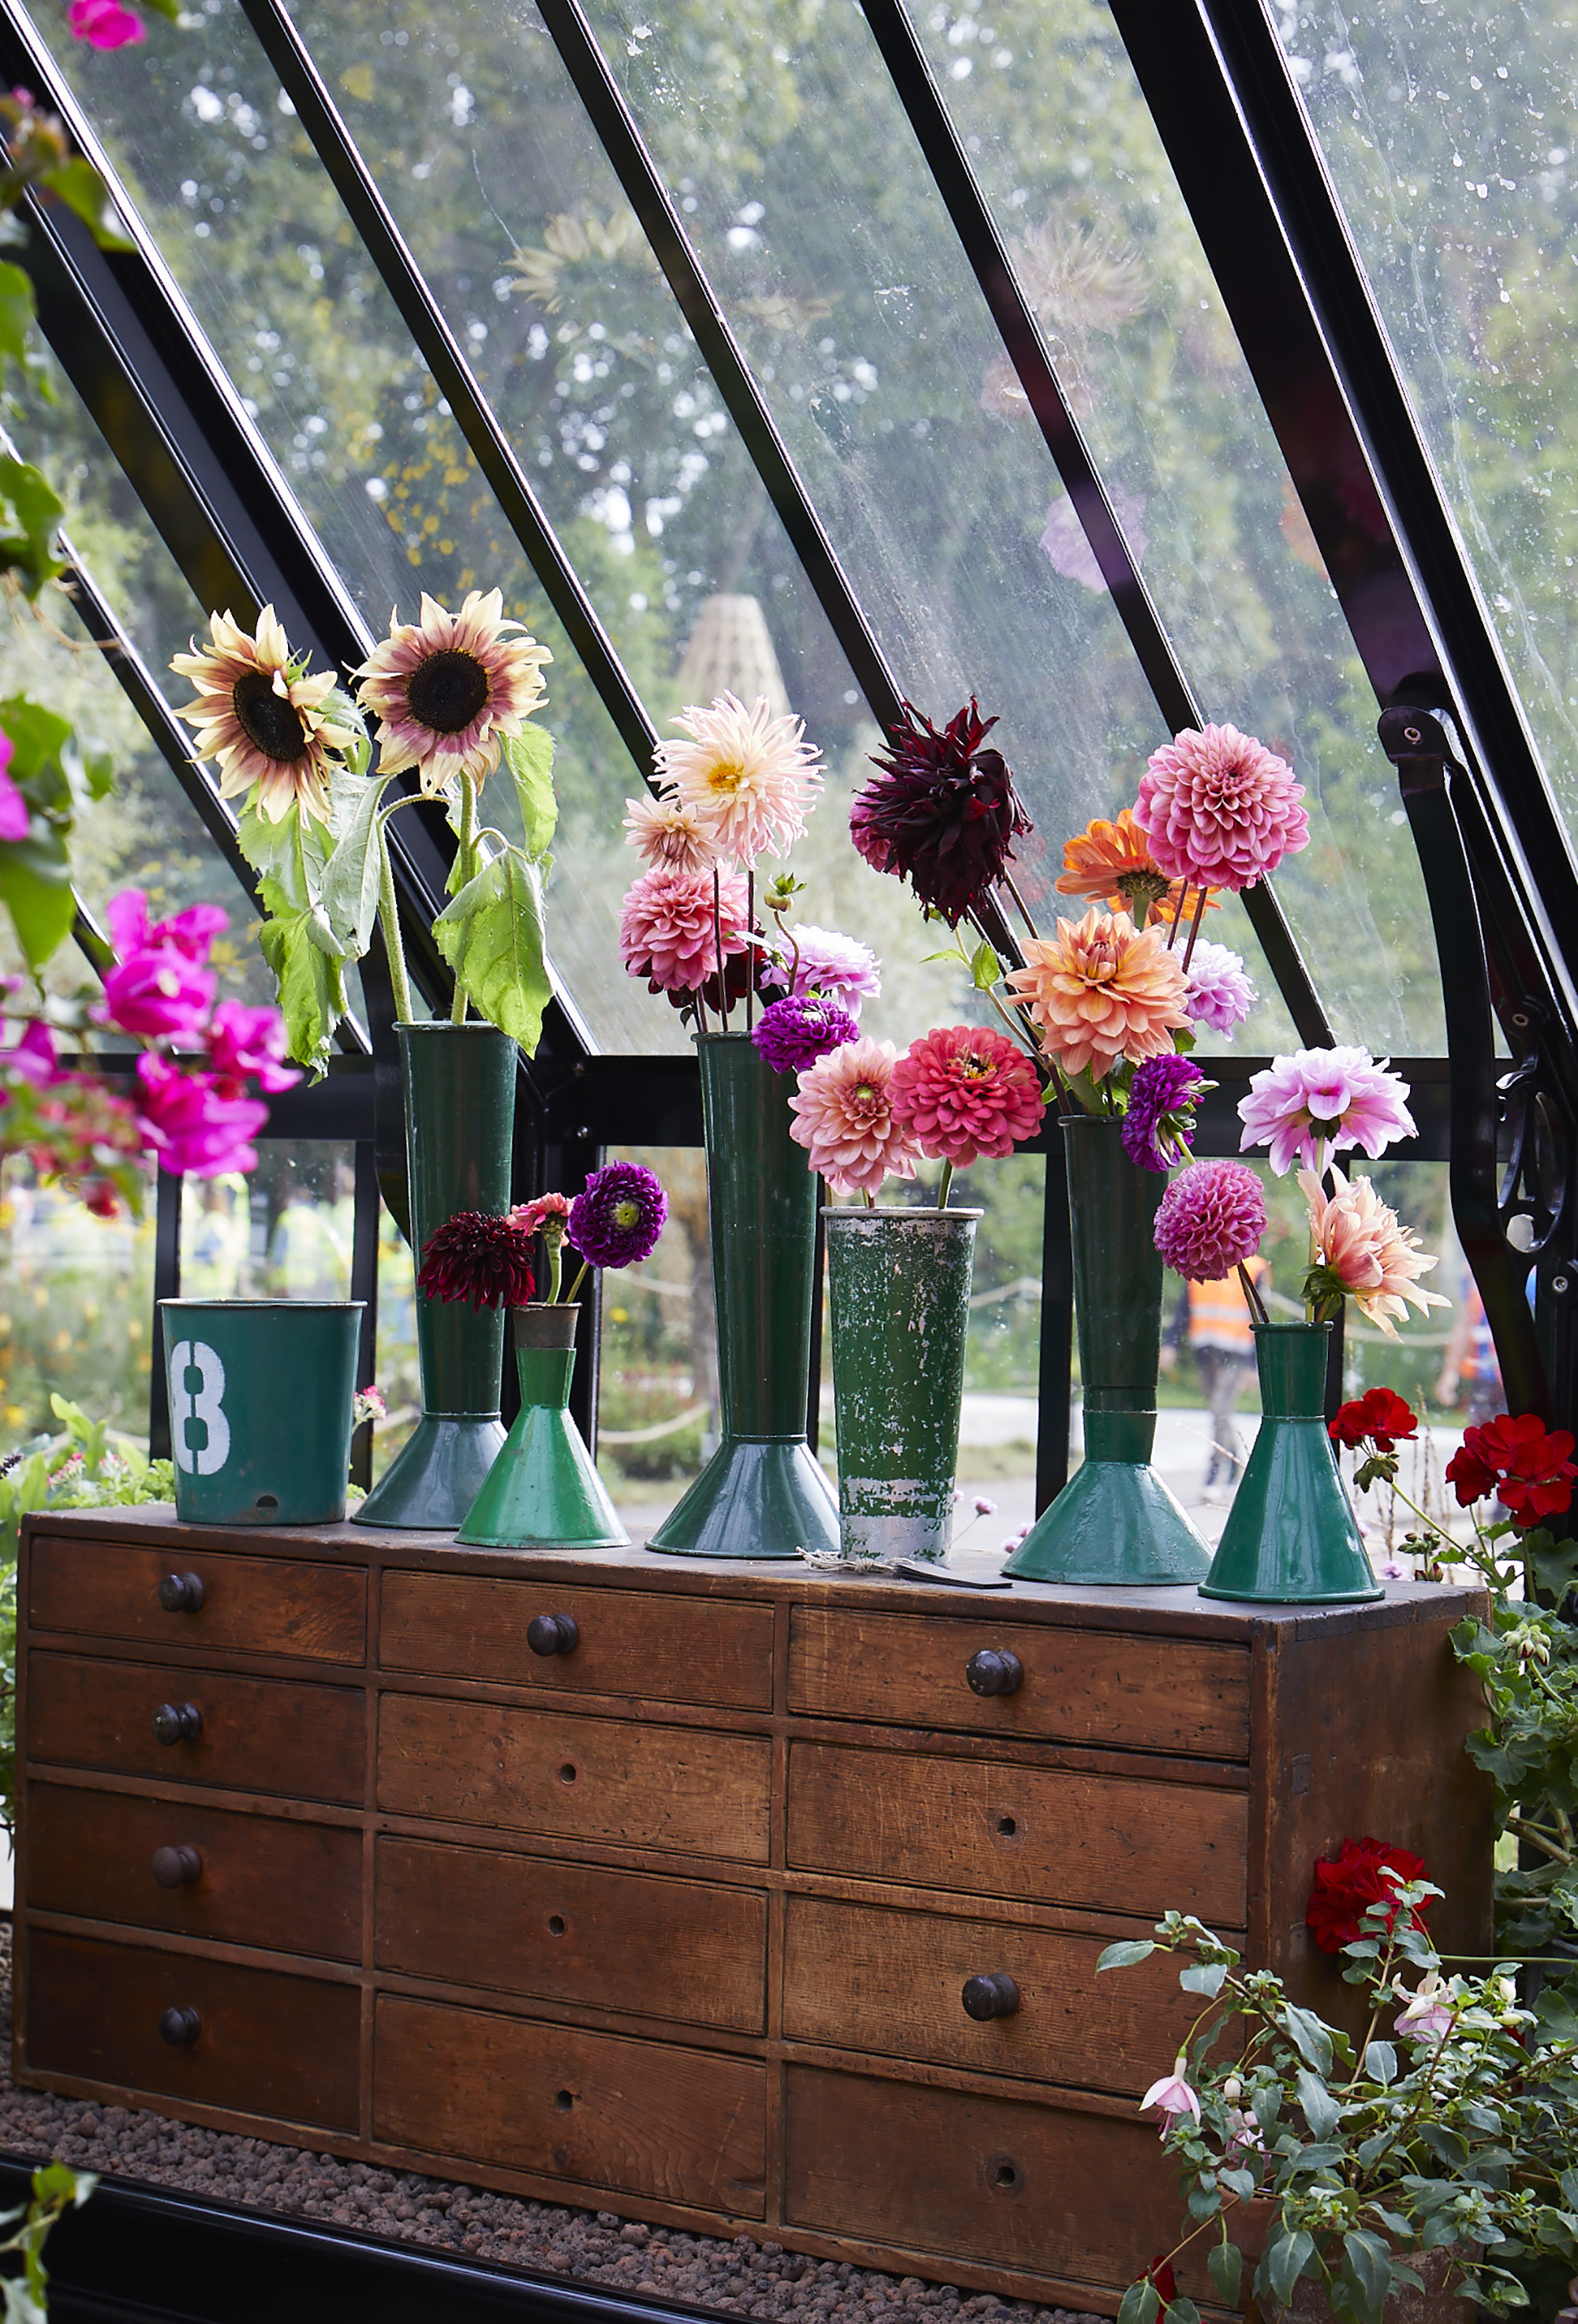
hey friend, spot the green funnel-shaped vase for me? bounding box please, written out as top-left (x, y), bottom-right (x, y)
top-left (458, 1304), bottom-right (627, 1550)
top-left (1005, 1115), bottom-right (1210, 1585)
top-left (1200, 1320), bottom-right (1382, 1604)
top-left (649, 1031), bottom-right (839, 1560)
top-left (356, 1022), bottom-right (514, 1529)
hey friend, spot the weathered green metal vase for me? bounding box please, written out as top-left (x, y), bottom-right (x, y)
top-left (1005, 1114), bottom-right (1210, 1585)
top-left (356, 1021), bottom-right (514, 1530)
top-left (649, 1031), bottom-right (839, 1559)
top-left (824, 1207), bottom-right (980, 1562)
top-left (458, 1304), bottom-right (627, 1551)
top-left (159, 1299), bottom-right (363, 1525)
top-left (1200, 1320), bottom-right (1382, 1603)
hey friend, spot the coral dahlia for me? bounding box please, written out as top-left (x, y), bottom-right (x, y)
top-left (852, 699), bottom-right (1030, 926)
top-left (355, 589), bottom-right (551, 795)
top-left (889, 1025), bottom-right (1045, 1168)
top-left (789, 1038), bottom-right (920, 1197)
top-left (171, 606), bottom-right (357, 824)
top-left (1005, 908), bottom-right (1188, 1080)
top-left (619, 868), bottom-right (751, 997)
top-left (1153, 1158), bottom-right (1266, 1282)
top-left (1055, 806), bottom-right (1215, 930)
top-left (656, 693), bottom-right (822, 866)
top-left (1136, 722), bottom-right (1308, 892)
top-left (1299, 1165), bottom-right (1447, 1338)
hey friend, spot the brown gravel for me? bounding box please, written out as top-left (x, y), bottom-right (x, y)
top-left (0, 1926), bottom-right (1100, 2324)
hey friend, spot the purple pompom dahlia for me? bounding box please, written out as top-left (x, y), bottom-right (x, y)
top-left (1121, 1052), bottom-right (1211, 1173)
top-left (567, 1161), bottom-right (667, 1271)
top-left (753, 994), bottom-right (860, 1075)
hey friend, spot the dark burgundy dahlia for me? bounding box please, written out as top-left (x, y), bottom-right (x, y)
top-left (417, 1210), bottom-right (537, 1310)
top-left (851, 698), bottom-right (1032, 926)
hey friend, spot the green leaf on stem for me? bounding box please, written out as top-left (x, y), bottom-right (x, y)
top-left (1167, 2300), bottom-right (1199, 2324)
top-left (503, 724), bottom-right (558, 856)
top-left (1281, 2004), bottom-right (1333, 2077)
top-left (258, 909), bottom-right (347, 1078)
top-left (1265, 2230), bottom-right (1314, 2308)
top-left (1344, 2229), bottom-right (1392, 2320)
top-left (433, 844), bottom-right (551, 1053)
top-left (0, 826), bottom-right (72, 970)
top-left (1530, 1533), bottom-right (1578, 1610)
top-left (1096, 1940), bottom-right (1156, 1972)
top-left (1362, 2039), bottom-right (1397, 2086)
top-left (1206, 2243), bottom-right (1243, 2307)
top-left (40, 156), bottom-right (133, 249)
top-left (1179, 1963), bottom-right (1228, 1997)
top-left (1116, 2281), bottom-right (1159, 2324)
top-left (970, 938), bottom-right (1000, 990)
top-left (0, 261), bottom-right (32, 374)
top-left (320, 773), bottom-right (391, 953)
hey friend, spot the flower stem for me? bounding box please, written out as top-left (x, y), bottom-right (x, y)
top-left (545, 1231), bottom-right (563, 1305)
top-left (746, 870), bottom-right (755, 1034)
top-left (564, 1257), bottom-right (590, 1304)
top-left (1180, 884), bottom-right (1210, 972)
top-left (999, 871), bottom-right (1041, 942)
top-left (1166, 881), bottom-right (1188, 949)
top-left (712, 868), bottom-right (727, 1030)
top-left (376, 820), bottom-right (415, 1027)
top-left (1236, 1259), bottom-right (1269, 1324)
top-left (449, 771), bottom-right (479, 1024)
top-left (938, 1161), bottom-right (954, 1211)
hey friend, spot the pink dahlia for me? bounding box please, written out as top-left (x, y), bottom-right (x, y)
top-left (656, 693), bottom-right (823, 866)
top-left (1239, 1046), bottom-right (1415, 1175)
top-left (789, 1037), bottom-right (921, 1197)
top-left (622, 788), bottom-right (724, 876)
top-left (1301, 1165), bottom-right (1447, 1338)
top-left (889, 1025), bottom-right (1045, 1167)
top-left (1183, 940), bottom-right (1256, 1037)
top-left (1135, 723), bottom-right (1308, 892)
top-left (783, 924), bottom-right (882, 1016)
top-left (619, 867), bottom-right (750, 996)
top-left (1154, 1158), bottom-right (1267, 1282)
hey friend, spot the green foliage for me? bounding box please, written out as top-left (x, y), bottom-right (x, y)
top-left (433, 845), bottom-right (552, 1054)
top-left (0, 694), bottom-right (113, 972)
top-left (0, 2161), bottom-right (95, 2322)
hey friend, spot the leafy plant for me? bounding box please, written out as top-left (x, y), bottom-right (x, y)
top-left (0, 2161), bottom-right (95, 2322)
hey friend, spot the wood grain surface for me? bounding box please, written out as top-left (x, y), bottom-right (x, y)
top-left (28, 1536), bottom-right (366, 1664)
top-left (377, 1693), bottom-right (772, 1862)
top-left (376, 1836), bottom-right (768, 2031)
top-left (374, 1994), bottom-right (767, 2214)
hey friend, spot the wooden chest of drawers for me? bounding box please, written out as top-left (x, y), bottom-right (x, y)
top-left (13, 1510), bottom-right (1492, 2315)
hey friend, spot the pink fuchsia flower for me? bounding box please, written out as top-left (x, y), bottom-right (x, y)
top-left (1300, 1164), bottom-right (1448, 1338)
top-left (1394, 1973), bottom-right (1455, 2045)
top-left (622, 788), bottom-right (724, 876)
top-left (0, 1020), bottom-right (58, 1090)
top-left (134, 1054), bottom-right (267, 1177)
top-left (783, 924), bottom-right (882, 1016)
top-left (204, 1001), bottom-right (300, 1094)
top-left (69, 0), bottom-right (145, 47)
top-left (1154, 1158), bottom-right (1267, 1282)
top-left (1182, 940), bottom-right (1256, 1037)
top-left (1120, 1051), bottom-right (1212, 1173)
top-left (1239, 1045), bottom-right (1416, 1175)
top-left (1136, 722), bottom-right (1309, 892)
top-left (99, 924), bottom-right (218, 1042)
top-left (789, 1036), bottom-right (921, 1197)
top-left (619, 866), bottom-right (750, 996)
top-left (0, 732), bottom-right (27, 843)
top-left (889, 1024), bottom-right (1045, 1167)
top-left (1005, 908), bottom-right (1189, 1080)
top-left (656, 693), bottom-right (823, 866)
top-left (753, 994), bottom-right (860, 1075)
top-left (1139, 2057), bottom-right (1201, 2139)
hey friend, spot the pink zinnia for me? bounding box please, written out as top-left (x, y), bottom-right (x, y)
top-left (889, 1024), bottom-right (1045, 1167)
top-left (789, 1037), bottom-right (921, 1197)
top-left (135, 1054), bottom-right (267, 1177)
top-left (204, 1000), bottom-right (300, 1094)
top-left (1239, 1045), bottom-right (1415, 1175)
top-left (69, 0), bottom-right (146, 47)
top-left (619, 867), bottom-right (750, 995)
top-left (1136, 723), bottom-right (1308, 892)
top-left (1154, 1158), bottom-right (1266, 1282)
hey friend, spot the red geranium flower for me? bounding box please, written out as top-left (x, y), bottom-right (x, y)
top-left (1145, 2259), bottom-right (1177, 2307)
top-left (1445, 1411), bottom-right (1578, 1530)
top-left (1307, 1835), bottom-right (1428, 1955)
top-left (1329, 1387), bottom-right (1418, 1453)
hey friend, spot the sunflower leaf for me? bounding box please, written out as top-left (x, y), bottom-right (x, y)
top-left (503, 724), bottom-right (558, 857)
top-left (0, 261), bottom-right (34, 376)
top-left (258, 908), bottom-right (346, 1079)
top-left (433, 844), bottom-right (551, 1054)
top-left (320, 773), bottom-right (391, 953)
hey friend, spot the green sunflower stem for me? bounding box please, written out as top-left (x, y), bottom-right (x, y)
top-left (450, 772), bottom-right (480, 1024)
top-left (376, 819), bottom-right (415, 1027)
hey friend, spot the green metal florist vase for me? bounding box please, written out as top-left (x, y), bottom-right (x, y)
top-left (159, 1298), bottom-right (363, 1525)
top-left (1199, 1319), bottom-right (1382, 1603)
top-left (649, 1030), bottom-right (839, 1559)
top-left (824, 1206), bottom-right (980, 1562)
top-left (356, 1021), bottom-right (514, 1530)
top-left (458, 1303), bottom-right (627, 1550)
top-left (1004, 1113), bottom-right (1210, 1585)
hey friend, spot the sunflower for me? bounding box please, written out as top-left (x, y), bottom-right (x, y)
top-left (170, 606), bottom-right (357, 824)
top-left (354, 589), bottom-right (551, 795)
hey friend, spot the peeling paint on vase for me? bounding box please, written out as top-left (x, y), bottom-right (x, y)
top-left (823, 1207), bottom-right (981, 1562)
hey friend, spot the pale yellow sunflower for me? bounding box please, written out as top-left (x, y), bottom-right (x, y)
top-left (170, 606), bottom-right (356, 823)
top-left (353, 589), bottom-right (551, 796)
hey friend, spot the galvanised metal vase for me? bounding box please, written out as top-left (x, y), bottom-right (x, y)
top-left (457, 1304), bottom-right (627, 1551)
top-left (1004, 1113), bottom-right (1210, 1585)
top-left (1200, 1319), bottom-right (1382, 1603)
top-left (824, 1206), bottom-right (981, 1563)
top-left (649, 1030), bottom-right (839, 1560)
top-left (356, 1021), bottom-right (514, 1530)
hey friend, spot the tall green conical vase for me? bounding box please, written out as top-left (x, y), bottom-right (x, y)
top-left (1004, 1113), bottom-right (1210, 1585)
top-left (649, 1030), bottom-right (839, 1559)
top-left (356, 1021), bottom-right (514, 1530)
top-left (1199, 1320), bottom-right (1382, 1603)
top-left (458, 1303), bottom-right (627, 1550)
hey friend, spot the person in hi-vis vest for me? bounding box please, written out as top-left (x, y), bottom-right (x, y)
top-left (1161, 1254), bottom-right (1270, 1501)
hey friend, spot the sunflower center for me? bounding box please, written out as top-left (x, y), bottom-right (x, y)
top-left (706, 758), bottom-right (746, 796)
top-left (406, 648), bottom-right (491, 735)
top-left (232, 671), bottom-right (308, 764)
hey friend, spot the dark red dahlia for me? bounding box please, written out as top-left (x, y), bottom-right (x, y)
top-left (417, 1210), bottom-right (536, 1310)
top-left (851, 698), bottom-right (1032, 926)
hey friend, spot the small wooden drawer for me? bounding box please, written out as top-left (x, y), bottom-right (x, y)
top-left (374, 1993), bottom-right (766, 2215)
top-left (788, 1608), bottom-right (1249, 1758)
top-left (26, 1781), bottom-right (361, 1961)
top-left (787, 1740), bottom-right (1247, 1923)
top-left (27, 1652), bottom-right (364, 1806)
top-left (24, 1929), bottom-right (359, 2131)
top-left (783, 2064), bottom-right (1178, 2288)
top-left (376, 1836), bottom-right (766, 2032)
top-left (380, 1574), bottom-right (773, 1710)
top-left (378, 1693), bottom-right (770, 1863)
top-left (28, 1536), bottom-right (366, 1665)
top-left (783, 1896), bottom-right (1199, 2093)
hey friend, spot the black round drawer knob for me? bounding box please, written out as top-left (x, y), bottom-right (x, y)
top-left (966, 1649), bottom-right (1023, 1697)
top-left (151, 1701), bottom-right (204, 1746)
top-left (151, 1845), bottom-right (203, 1889)
top-left (158, 2005), bottom-right (201, 2047)
top-left (962, 1973), bottom-right (1020, 2021)
top-left (527, 1613), bottom-right (580, 1657)
top-left (157, 1572), bottom-right (206, 1614)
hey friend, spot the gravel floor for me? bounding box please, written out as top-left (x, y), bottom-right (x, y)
top-left (0, 1926), bottom-right (1100, 2324)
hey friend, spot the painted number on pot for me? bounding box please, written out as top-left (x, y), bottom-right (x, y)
top-left (169, 1340), bottom-right (230, 1476)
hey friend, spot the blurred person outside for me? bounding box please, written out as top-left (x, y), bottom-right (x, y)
top-left (1161, 1255), bottom-right (1270, 1501)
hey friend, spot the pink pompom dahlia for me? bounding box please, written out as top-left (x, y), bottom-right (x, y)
top-left (1136, 723), bottom-right (1308, 892)
top-left (1154, 1158), bottom-right (1267, 1283)
top-left (619, 867), bottom-right (750, 996)
top-left (1239, 1046), bottom-right (1415, 1175)
top-left (789, 1037), bottom-right (920, 1197)
top-left (889, 1025), bottom-right (1045, 1167)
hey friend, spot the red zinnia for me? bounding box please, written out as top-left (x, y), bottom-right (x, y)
top-left (1307, 1835), bottom-right (1428, 1955)
top-left (1445, 1411), bottom-right (1578, 1530)
top-left (1329, 1387), bottom-right (1418, 1454)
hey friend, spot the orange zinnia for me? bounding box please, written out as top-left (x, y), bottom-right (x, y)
top-left (1056, 806), bottom-right (1217, 928)
top-left (1007, 908), bottom-right (1190, 1080)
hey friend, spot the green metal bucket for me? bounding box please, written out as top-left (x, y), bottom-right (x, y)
top-left (457, 1304), bottom-right (628, 1551)
top-left (159, 1299), bottom-right (363, 1526)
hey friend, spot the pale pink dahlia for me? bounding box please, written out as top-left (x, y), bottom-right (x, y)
top-left (1154, 1158), bottom-right (1267, 1282)
top-left (656, 692), bottom-right (823, 866)
top-left (890, 1025), bottom-right (1045, 1167)
top-left (1183, 940), bottom-right (1256, 1036)
top-left (789, 1037), bottom-right (920, 1197)
top-left (622, 787), bottom-right (724, 876)
top-left (783, 924), bottom-right (882, 1015)
top-left (1300, 1165), bottom-right (1447, 1338)
top-left (1136, 723), bottom-right (1308, 892)
top-left (1238, 1046), bottom-right (1415, 1175)
top-left (619, 868), bottom-right (750, 996)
